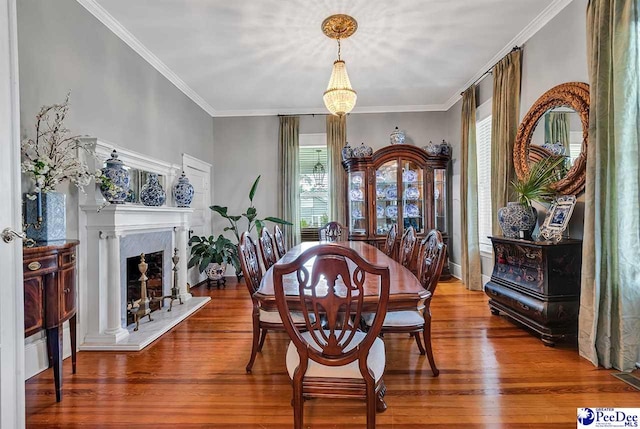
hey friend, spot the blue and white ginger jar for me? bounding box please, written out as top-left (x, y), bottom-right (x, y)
top-left (439, 139), bottom-right (452, 157)
top-left (100, 150), bottom-right (130, 204)
top-left (140, 173), bottom-right (166, 206)
top-left (341, 142), bottom-right (353, 161)
top-left (352, 142), bottom-right (373, 158)
top-left (390, 127), bottom-right (406, 145)
top-left (497, 202), bottom-right (538, 239)
top-left (173, 172), bottom-right (194, 208)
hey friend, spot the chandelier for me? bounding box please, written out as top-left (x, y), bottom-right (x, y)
top-left (312, 149), bottom-right (326, 188)
top-left (322, 14), bottom-right (357, 117)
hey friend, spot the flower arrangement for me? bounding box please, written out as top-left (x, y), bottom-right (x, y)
top-left (21, 93), bottom-right (95, 193)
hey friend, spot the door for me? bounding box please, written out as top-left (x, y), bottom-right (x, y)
top-left (0, 0), bottom-right (26, 426)
top-left (183, 154), bottom-right (212, 287)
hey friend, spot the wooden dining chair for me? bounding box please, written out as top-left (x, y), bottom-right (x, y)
top-left (397, 226), bottom-right (417, 270)
top-left (273, 245), bottom-right (391, 429)
top-left (363, 229), bottom-right (447, 376)
top-left (258, 227), bottom-right (278, 271)
top-left (238, 232), bottom-right (307, 373)
top-left (383, 224), bottom-right (398, 259)
top-left (273, 225), bottom-right (287, 259)
top-left (318, 221), bottom-right (348, 242)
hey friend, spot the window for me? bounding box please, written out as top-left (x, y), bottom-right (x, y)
top-left (476, 101), bottom-right (492, 253)
top-left (299, 134), bottom-right (328, 229)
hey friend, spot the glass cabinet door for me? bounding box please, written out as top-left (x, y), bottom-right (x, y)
top-left (348, 170), bottom-right (366, 236)
top-left (374, 160), bottom-right (398, 236)
top-left (434, 168), bottom-right (447, 233)
top-left (401, 160), bottom-right (424, 234)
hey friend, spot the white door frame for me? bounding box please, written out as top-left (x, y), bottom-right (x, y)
top-left (0, 0), bottom-right (25, 427)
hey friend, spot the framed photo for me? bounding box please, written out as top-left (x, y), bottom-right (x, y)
top-left (538, 195), bottom-right (576, 241)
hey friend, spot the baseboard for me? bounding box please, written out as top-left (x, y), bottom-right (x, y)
top-left (24, 322), bottom-right (72, 380)
top-left (447, 262), bottom-right (490, 287)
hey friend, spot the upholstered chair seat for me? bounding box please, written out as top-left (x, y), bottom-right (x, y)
top-left (259, 309), bottom-right (311, 325)
top-left (362, 306), bottom-right (428, 328)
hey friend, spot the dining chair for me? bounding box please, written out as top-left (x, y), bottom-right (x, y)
top-left (273, 225), bottom-right (287, 259)
top-left (318, 221), bottom-right (348, 242)
top-left (238, 232), bottom-right (307, 373)
top-left (258, 227), bottom-right (278, 271)
top-left (397, 226), bottom-right (417, 270)
top-left (383, 224), bottom-right (398, 259)
top-left (273, 245), bottom-right (391, 429)
top-left (363, 229), bottom-right (447, 376)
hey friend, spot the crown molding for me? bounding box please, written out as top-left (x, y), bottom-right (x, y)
top-left (75, 0), bottom-right (218, 117)
top-left (442, 0), bottom-right (575, 112)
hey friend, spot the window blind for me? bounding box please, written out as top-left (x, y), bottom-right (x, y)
top-left (299, 146), bottom-right (328, 228)
top-left (476, 115), bottom-right (493, 253)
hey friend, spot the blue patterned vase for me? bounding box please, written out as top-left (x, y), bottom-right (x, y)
top-left (390, 127), bottom-right (406, 145)
top-left (341, 142), bottom-right (353, 161)
top-left (173, 172), bottom-right (194, 208)
top-left (140, 173), bottom-right (166, 206)
top-left (352, 142), bottom-right (373, 158)
top-left (100, 150), bottom-right (130, 204)
top-left (497, 202), bottom-right (538, 239)
top-left (24, 191), bottom-right (66, 242)
top-left (439, 139), bottom-right (452, 157)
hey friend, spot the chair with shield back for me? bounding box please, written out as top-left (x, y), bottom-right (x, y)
top-left (396, 226), bottom-right (417, 271)
top-left (383, 224), bottom-right (398, 259)
top-left (318, 221), bottom-right (348, 242)
top-left (363, 229), bottom-right (446, 376)
top-left (238, 232), bottom-right (307, 373)
top-left (273, 244), bottom-right (390, 429)
top-left (258, 227), bottom-right (278, 271)
top-left (273, 224), bottom-right (287, 259)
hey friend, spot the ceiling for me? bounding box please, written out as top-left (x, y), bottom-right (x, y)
top-left (81, 0), bottom-right (568, 117)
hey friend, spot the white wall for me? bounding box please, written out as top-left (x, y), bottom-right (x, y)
top-left (445, 0), bottom-right (588, 277)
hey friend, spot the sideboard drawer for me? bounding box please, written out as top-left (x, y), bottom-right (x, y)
top-left (23, 254), bottom-right (57, 277)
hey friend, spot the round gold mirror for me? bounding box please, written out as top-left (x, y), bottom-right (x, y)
top-left (514, 82), bottom-right (589, 195)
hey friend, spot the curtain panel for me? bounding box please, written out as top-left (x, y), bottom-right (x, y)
top-left (490, 49), bottom-right (522, 235)
top-left (278, 116), bottom-right (301, 248)
top-left (326, 115), bottom-right (347, 226)
top-left (579, 0), bottom-right (640, 372)
top-left (460, 86), bottom-right (483, 291)
top-left (545, 112), bottom-right (571, 153)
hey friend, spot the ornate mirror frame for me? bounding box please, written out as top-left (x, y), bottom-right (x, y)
top-left (513, 82), bottom-right (590, 195)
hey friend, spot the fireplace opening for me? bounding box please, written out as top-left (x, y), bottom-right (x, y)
top-left (126, 251), bottom-right (163, 325)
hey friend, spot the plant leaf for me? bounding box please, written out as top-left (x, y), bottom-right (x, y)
top-left (249, 175), bottom-right (261, 202)
top-left (264, 216), bottom-right (294, 226)
top-left (211, 205), bottom-right (229, 218)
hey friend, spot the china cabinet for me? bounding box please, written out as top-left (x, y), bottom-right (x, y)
top-left (343, 145), bottom-right (451, 278)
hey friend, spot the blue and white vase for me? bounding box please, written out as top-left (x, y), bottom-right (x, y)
top-left (140, 173), bottom-right (166, 206)
top-left (390, 127), bottom-right (406, 145)
top-left (341, 142), bottom-right (353, 161)
top-left (422, 141), bottom-right (440, 156)
top-left (497, 202), bottom-right (538, 239)
top-left (352, 142), bottom-right (373, 158)
top-left (100, 150), bottom-right (130, 204)
top-left (439, 139), bottom-right (452, 157)
top-left (173, 172), bottom-right (194, 208)
top-left (24, 191), bottom-right (66, 242)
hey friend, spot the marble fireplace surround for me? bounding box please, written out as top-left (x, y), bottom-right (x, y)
top-left (77, 138), bottom-right (210, 351)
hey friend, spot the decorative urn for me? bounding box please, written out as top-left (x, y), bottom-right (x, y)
top-left (140, 173), bottom-right (166, 206)
top-left (173, 172), bottom-right (195, 207)
top-left (390, 126), bottom-right (406, 145)
top-left (99, 150), bottom-right (130, 204)
top-left (341, 142), bottom-right (353, 161)
top-left (422, 141), bottom-right (440, 156)
top-left (497, 202), bottom-right (538, 239)
top-left (352, 142), bottom-right (373, 158)
top-left (439, 139), bottom-right (452, 157)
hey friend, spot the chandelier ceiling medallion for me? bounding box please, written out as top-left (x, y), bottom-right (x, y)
top-left (322, 14), bottom-right (358, 117)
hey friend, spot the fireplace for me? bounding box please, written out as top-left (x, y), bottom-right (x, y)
top-left (126, 251), bottom-right (163, 325)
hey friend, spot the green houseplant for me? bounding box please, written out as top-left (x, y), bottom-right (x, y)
top-left (188, 234), bottom-right (241, 281)
top-left (498, 156), bottom-right (565, 239)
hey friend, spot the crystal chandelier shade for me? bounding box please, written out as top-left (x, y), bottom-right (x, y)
top-left (323, 60), bottom-right (357, 117)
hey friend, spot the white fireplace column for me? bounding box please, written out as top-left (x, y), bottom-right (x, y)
top-left (103, 232), bottom-right (129, 342)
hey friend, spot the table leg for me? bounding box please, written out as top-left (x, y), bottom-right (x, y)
top-left (70, 314), bottom-right (77, 374)
top-left (46, 326), bottom-right (63, 402)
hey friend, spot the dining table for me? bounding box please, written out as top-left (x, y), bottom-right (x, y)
top-left (254, 240), bottom-right (427, 313)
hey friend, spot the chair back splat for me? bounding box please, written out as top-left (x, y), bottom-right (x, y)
top-left (273, 244), bottom-right (390, 429)
top-left (397, 226), bottom-right (417, 269)
top-left (383, 224), bottom-right (398, 259)
top-left (273, 225), bottom-right (287, 259)
top-left (318, 221), bottom-right (348, 242)
top-left (239, 232), bottom-right (262, 295)
top-left (258, 227), bottom-right (278, 271)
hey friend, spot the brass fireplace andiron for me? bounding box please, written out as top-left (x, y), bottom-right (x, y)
top-left (128, 253), bottom-right (153, 331)
top-left (161, 248), bottom-right (183, 311)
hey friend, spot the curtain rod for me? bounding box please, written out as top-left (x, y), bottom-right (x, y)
top-left (461, 45), bottom-right (521, 95)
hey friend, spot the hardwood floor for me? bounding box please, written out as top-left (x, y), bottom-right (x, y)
top-left (26, 277), bottom-right (638, 428)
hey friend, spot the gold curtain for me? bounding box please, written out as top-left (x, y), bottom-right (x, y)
top-left (326, 115), bottom-right (347, 225)
top-left (579, 0), bottom-right (640, 372)
top-left (490, 49), bottom-right (522, 235)
top-left (460, 86), bottom-right (483, 291)
top-left (278, 116), bottom-right (301, 248)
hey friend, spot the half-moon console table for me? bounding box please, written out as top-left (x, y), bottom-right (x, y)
top-left (23, 240), bottom-right (78, 402)
top-left (484, 236), bottom-right (582, 346)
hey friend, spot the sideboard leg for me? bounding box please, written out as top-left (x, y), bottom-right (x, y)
top-left (70, 314), bottom-right (77, 374)
top-left (47, 326), bottom-right (63, 402)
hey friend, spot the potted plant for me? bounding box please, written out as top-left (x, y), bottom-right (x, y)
top-left (498, 156), bottom-right (565, 239)
top-left (188, 234), bottom-right (240, 287)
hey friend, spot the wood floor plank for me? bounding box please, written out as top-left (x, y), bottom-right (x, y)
top-left (26, 278), bottom-right (638, 427)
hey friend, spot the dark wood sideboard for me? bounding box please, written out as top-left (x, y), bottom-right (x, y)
top-left (23, 240), bottom-right (78, 402)
top-left (484, 236), bottom-right (582, 346)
